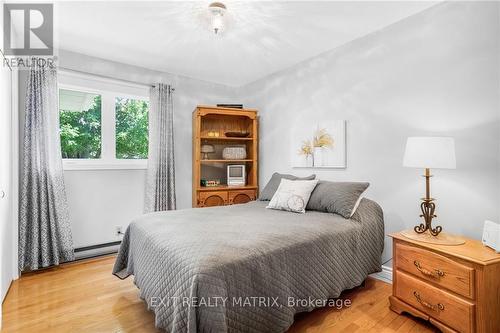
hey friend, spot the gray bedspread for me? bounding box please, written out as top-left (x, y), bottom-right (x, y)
top-left (113, 198), bottom-right (384, 333)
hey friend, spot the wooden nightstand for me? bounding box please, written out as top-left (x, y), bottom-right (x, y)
top-left (389, 232), bottom-right (500, 333)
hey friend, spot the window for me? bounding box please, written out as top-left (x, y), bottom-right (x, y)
top-left (115, 98), bottom-right (149, 159)
top-left (58, 71), bottom-right (149, 170)
top-left (59, 89), bottom-right (102, 159)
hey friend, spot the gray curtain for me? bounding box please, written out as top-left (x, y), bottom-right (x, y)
top-left (144, 84), bottom-right (176, 212)
top-left (19, 60), bottom-right (74, 271)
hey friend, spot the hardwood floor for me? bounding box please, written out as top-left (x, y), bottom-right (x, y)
top-left (1, 255), bottom-right (438, 333)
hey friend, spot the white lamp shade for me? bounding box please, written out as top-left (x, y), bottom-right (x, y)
top-left (403, 137), bottom-right (456, 169)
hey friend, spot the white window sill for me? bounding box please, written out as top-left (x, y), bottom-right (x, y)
top-left (63, 159), bottom-right (148, 171)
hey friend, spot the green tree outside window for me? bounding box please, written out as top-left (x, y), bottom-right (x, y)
top-left (60, 92), bottom-right (102, 159)
top-left (115, 98), bottom-right (149, 159)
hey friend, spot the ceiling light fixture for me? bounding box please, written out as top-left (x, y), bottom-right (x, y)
top-left (208, 2), bottom-right (226, 35)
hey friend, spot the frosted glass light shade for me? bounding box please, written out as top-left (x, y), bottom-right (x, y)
top-left (403, 137), bottom-right (456, 169)
top-left (201, 144), bottom-right (215, 153)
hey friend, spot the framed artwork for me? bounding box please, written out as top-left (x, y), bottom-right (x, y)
top-left (292, 120), bottom-right (346, 168)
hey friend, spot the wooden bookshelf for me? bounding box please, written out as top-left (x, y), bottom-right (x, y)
top-left (192, 106), bottom-right (258, 207)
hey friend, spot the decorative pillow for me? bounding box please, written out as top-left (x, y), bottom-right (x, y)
top-left (306, 181), bottom-right (370, 218)
top-left (266, 179), bottom-right (319, 213)
top-left (259, 172), bottom-right (316, 201)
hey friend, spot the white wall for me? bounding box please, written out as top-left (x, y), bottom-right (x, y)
top-left (0, 56), bottom-right (9, 331)
top-left (1, 2), bottom-right (19, 323)
top-left (237, 1), bottom-right (500, 263)
top-left (19, 50), bottom-right (238, 248)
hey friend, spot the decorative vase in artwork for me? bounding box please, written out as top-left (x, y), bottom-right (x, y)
top-left (313, 147), bottom-right (325, 167)
top-left (305, 154), bottom-right (313, 167)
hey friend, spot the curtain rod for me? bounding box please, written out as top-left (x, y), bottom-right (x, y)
top-left (58, 67), bottom-right (175, 91)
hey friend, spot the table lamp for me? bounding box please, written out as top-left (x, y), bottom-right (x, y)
top-left (201, 144), bottom-right (215, 160)
top-left (402, 137), bottom-right (463, 245)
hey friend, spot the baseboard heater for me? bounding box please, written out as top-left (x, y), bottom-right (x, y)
top-left (74, 241), bottom-right (121, 260)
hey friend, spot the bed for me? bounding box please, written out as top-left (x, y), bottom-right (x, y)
top-left (113, 198), bottom-right (384, 333)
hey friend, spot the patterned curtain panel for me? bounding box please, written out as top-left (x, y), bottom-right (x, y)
top-left (19, 60), bottom-right (74, 271)
top-left (144, 84), bottom-right (176, 212)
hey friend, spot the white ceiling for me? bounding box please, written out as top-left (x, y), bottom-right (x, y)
top-left (55, 1), bottom-right (437, 87)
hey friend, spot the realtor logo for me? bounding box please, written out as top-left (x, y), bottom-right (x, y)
top-left (3, 3), bottom-right (53, 56)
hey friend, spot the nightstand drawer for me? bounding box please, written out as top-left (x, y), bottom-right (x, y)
top-left (395, 243), bottom-right (474, 298)
top-left (395, 270), bottom-right (474, 333)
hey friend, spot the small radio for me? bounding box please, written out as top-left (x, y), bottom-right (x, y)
top-left (227, 164), bottom-right (246, 186)
top-left (482, 220), bottom-right (500, 253)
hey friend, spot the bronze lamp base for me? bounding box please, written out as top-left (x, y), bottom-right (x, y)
top-left (404, 168), bottom-right (464, 245)
top-left (414, 168), bottom-right (442, 236)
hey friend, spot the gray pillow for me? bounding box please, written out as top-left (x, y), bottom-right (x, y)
top-left (306, 181), bottom-right (370, 218)
top-left (259, 172), bottom-right (316, 201)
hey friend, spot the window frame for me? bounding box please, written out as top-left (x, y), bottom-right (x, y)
top-left (58, 71), bottom-right (149, 171)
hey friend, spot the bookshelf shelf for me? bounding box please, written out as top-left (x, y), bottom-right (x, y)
top-left (200, 159), bottom-right (253, 163)
top-left (200, 136), bottom-right (253, 141)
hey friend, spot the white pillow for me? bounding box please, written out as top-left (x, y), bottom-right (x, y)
top-left (266, 179), bottom-right (319, 213)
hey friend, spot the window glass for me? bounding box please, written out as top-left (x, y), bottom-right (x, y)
top-left (115, 97), bottom-right (149, 159)
top-left (59, 89), bottom-right (102, 159)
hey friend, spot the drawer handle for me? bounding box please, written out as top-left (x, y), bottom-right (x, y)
top-left (414, 260), bottom-right (445, 279)
top-left (413, 291), bottom-right (445, 312)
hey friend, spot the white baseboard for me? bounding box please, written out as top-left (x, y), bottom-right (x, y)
top-left (370, 265), bottom-right (392, 284)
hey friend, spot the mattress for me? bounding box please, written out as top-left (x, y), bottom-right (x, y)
top-left (113, 198), bottom-right (384, 333)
